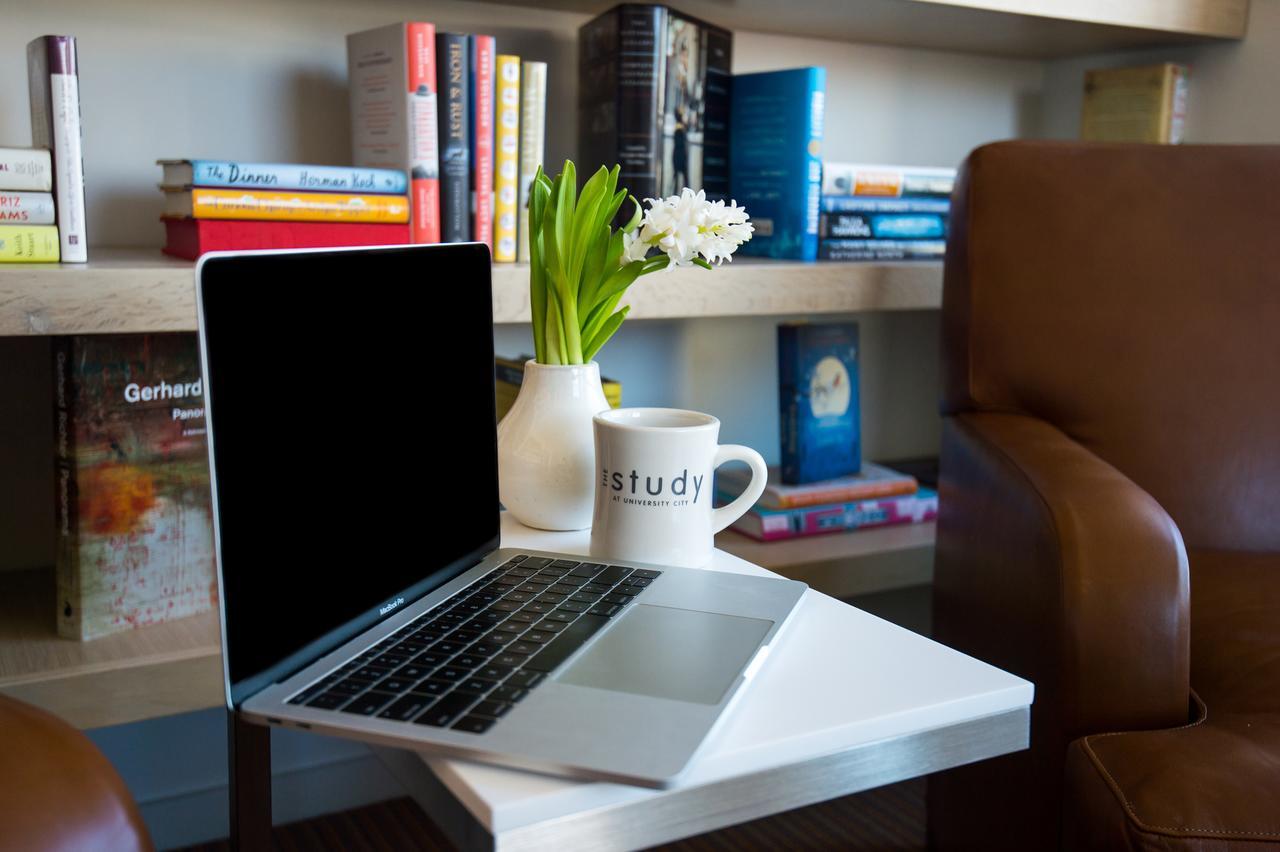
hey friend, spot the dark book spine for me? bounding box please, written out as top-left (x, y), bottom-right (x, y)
top-left (436, 33), bottom-right (471, 242)
top-left (52, 335), bottom-right (81, 637)
top-left (701, 26), bottom-right (732, 201)
top-left (579, 5), bottom-right (663, 211)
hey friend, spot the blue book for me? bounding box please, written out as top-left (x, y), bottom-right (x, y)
top-left (818, 239), bottom-right (946, 261)
top-left (778, 322), bottom-right (860, 485)
top-left (436, 32), bottom-right (471, 242)
top-left (821, 196), bottom-right (950, 214)
top-left (821, 211), bottom-right (947, 240)
top-left (158, 160), bottom-right (407, 194)
top-left (731, 67), bottom-right (826, 261)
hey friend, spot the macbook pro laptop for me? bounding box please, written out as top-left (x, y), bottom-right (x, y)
top-left (195, 243), bottom-right (805, 787)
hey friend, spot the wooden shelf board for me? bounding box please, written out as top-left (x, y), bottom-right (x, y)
top-left (0, 567), bottom-right (223, 729)
top-left (484, 0), bottom-right (1246, 58)
top-left (0, 248), bottom-right (942, 337)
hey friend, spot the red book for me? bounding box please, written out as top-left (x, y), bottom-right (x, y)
top-left (470, 35), bottom-right (495, 250)
top-left (161, 219), bottom-right (410, 260)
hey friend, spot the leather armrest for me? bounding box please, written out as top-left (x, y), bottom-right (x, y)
top-left (0, 694), bottom-right (152, 851)
top-left (935, 411), bottom-right (1190, 740)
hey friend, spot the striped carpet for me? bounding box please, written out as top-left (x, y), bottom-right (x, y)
top-left (179, 778), bottom-right (925, 851)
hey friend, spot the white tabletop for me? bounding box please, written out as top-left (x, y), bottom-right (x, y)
top-left (404, 514), bottom-right (1033, 841)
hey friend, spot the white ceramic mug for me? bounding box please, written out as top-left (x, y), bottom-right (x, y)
top-left (589, 408), bottom-right (768, 568)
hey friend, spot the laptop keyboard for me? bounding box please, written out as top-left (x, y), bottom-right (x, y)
top-left (286, 555), bottom-right (662, 734)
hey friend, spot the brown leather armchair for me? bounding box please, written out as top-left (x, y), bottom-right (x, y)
top-left (928, 141), bottom-right (1280, 850)
top-left (0, 694), bottom-right (152, 851)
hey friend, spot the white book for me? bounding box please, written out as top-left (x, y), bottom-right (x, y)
top-left (0, 147), bottom-right (53, 192)
top-left (517, 61), bottom-right (547, 264)
top-left (28, 36), bottom-right (88, 262)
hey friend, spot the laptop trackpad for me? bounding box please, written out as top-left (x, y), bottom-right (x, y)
top-left (556, 604), bottom-right (773, 705)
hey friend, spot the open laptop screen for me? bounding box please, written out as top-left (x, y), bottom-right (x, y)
top-left (197, 245), bottom-right (499, 704)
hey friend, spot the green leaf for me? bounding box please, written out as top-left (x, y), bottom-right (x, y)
top-left (568, 167), bottom-right (609, 295)
top-left (582, 306), bottom-right (631, 363)
top-left (640, 254), bottom-right (670, 275)
top-left (528, 168), bottom-right (551, 363)
top-left (578, 222), bottom-right (611, 317)
top-left (581, 289), bottom-right (621, 344)
top-left (553, 161), bottom-right (577, 287)
top-left (591, 260), bottom-right (643, 313)
top-left (544, 284), bottom-right (567, 364)
top-left (692, 257), bottom-right (713, 270)
top-left (623, 195), bottom-right (644, 234)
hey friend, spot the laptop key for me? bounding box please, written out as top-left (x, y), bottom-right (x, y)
top-left (508, 641), bottom-right (540, 655)
top-left (595, 566), bottom-right (633, 585)
top-left (469, 641), bottom-right (505, 657)
top-left (416, 680), bottom-right (452, 696)
top-left (523, 601), bottom-right (554, 614)
top-left (506, 670), bottom-right (545, 689)
top-left (433, 667), bottom-right (467, 682)
top-left (473, 700), bottom-right (512, 719)
top-left (632, 569), bottom-right (662, 579)
top-left (535, 592), bottom-right (566, 604)
top-left (492, 600), bottom-right (522, 612)
top-left (372, 653), bottom-right (410, 668)
top-left (451, 655), bottom-right (486, 669)
top-left (329, 680), bottom-right (370, 696)
top-left (378, 694), bottom-right (434, 722)
top-left (452, 715), bottom-right (496, 734)
top-left (342, 691), bottom-right (396, 715)
top-left (374, 677), bottom-right (414, 694)
top-left (609, 585), bottom-right (639, 598)
top-left (351, 666), bottom-right (391, 681)
top-left (581, 583), bottom-right (612, 595)
top-left (550, 559), bottom-right (580, 569)
top-left (395, 664), bottom-right (432, 681)
top-left (506, 611), bottom-right (538, 624)
top-left (557, 601), bottom-right (588, 614)
top-left (412, 651), bottom-right (447, 667)
top-left (414, 693), bottom-right (478, 727)
top-left (455, 678), bottom-right (498, 696)
top-left (494, 652), bottom-right (529, 668)
top-left (306, 692), bottom-right (351, 710)
top-left (490, 686), bottom-right (527, 703)
top-left (569, 562), bottom-right (606, 578)
top-left (520, 557), bottom-right (552, 569)
top-left (568, 592), bottom-right (600, 604)
top-left (449, 629), bottom-right (483, 643)
top-left (509, 554), bottom-right (528, 562)
top-left (289, 683), bottom-right (330, 704)
top-left (589, 603), bottom-right (622, 618)
top-left (603, 593), bottom-right (631, 605)
top-left (550, 583), bottom-right (581, 595)
top-left (533, 619), bottom-right (568, 633)
top-left (525, 615), bottom-right (610, 672)
top-left (624, 577), bottom-right (652, 588)
top-left (522, 630), bottom-right (555, 644)
top-left (431, 641), bottom-right (465, 655)
top-left (486, 630), bottom-right (520, 645)
top-left (543, 610), bottom-right (576, 623)
top-left (477, 664), bottom-right (514, 681)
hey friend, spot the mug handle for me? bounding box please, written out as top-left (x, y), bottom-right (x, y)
top-left (710, 445), bottom-right (769, 534)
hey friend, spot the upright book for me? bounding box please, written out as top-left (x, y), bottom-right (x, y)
top-left (579, 4), bottom-right (732, 205)
top-left (437, 32), bottom-right (471, 242)
top-left (470, 35), bottom-right (496, 251)
top-left (348, 23), bottom-right (441, 243)
top-left (493, 55), bottom-right (521, 262)
top-left (0, 146), bottom-right (53, 191)
top-left (731, 67), bottom-right (826, 261)
top-left (778, 321), bottom-right (860, 484)
top-left (28, 35), bottom-right (87, 262)
top-left (1082, 63), bottom-right (1189, 144)
top-left (517, 61), bottom-right (547, 262)
top-left (158, 160), bottom-right (407, 194)
top-left (52, 333), bottom-right (217, 640)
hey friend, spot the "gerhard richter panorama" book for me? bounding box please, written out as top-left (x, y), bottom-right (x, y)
top-left (52, 333), bottom-right (216, 640)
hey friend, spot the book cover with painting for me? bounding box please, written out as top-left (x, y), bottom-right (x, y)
top-left (52, 333), bottom-right (217, 640)
top-left (778, 322), bottom-right (860, 484)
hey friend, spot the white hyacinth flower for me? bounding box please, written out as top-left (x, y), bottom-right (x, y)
top-left (624, 188), bottom-right (753, 268)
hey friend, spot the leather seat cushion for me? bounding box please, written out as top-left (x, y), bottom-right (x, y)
top-left (1065, 706), bottom-right (1280, 849)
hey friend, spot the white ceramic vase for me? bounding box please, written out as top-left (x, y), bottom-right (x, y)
top-left (497, 360), bottom-right (611, 531)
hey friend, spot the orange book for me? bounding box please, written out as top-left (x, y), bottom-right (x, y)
top-left (717, 462), bottom-right (917, 509)
top-left (163, 188), bottom-right (410, 223)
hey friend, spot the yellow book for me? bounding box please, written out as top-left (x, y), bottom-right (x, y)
top-left (0, 224), bottom-right (60, 261)
top-left (495, 355), bottom-right (621, 421)
top-left (494, 55), bottom-right (521, 263)
top-left (1081, 63), bottom-right (1188, 144)
top-left (163, 188), bottom-right (411, 223)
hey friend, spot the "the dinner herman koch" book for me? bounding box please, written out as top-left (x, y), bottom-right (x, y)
top-left (52, 333), bottom-right (217, 640)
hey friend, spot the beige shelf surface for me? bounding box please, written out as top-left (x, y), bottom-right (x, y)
top-left (488, 0), bottom-right (1246, 58)
top-left (0, 248), bottom-right (942, 337)
top-left (0, 567), bottom-right (224, 729)
top-left (716, 521), bottom-right (937, 597)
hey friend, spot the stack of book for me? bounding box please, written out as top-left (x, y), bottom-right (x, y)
top-left (819, 163), bottom-right (956, 261)
top-left (495, 356), bottom-right (621, 421)
top-left (348, 24), bottom-right (548, 262)
top-left (0, 147), bottom-right (58, 262)
top-left (716, 462), bottom-right (938, 542)
top-left (158, 160), bottom-right (413, 259)
top-left (2, 35), bottom-right (88, 263)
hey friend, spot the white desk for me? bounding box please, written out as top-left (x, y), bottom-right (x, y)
top-left (376, 515), bottom-right (1033, 851)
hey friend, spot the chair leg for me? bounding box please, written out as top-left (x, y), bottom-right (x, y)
top-left (228, 710), bottom-right (272, 851)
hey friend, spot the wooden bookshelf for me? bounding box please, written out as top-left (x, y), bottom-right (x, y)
top-left (0, 567), bottom-right (224, 729)
top-left (716, 522), bottom-right (937, 598)
top-left (0, 249), bottom-right (942, 337)
top-left (491, 0), bottom-right (1247, 58)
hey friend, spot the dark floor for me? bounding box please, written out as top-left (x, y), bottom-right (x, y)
top-left (180, 777), bottom-right (925, 851)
